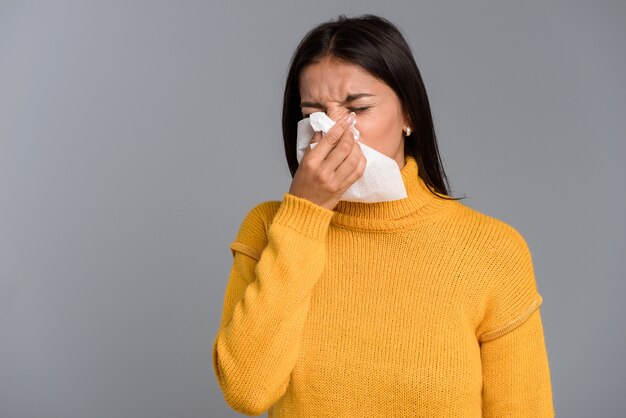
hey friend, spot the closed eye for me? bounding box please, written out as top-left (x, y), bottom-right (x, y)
top-left (302, 106), bottom-right (370, 118)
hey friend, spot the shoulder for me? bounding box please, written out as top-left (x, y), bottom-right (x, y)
top-left (450, 204), bottom-right (542, 342)
top-left (444, 199), bottom-right (531, 257)
top-left (229, 199), bottom-right (282, 259)
top-left (238, 199), bottom-right (282, 231)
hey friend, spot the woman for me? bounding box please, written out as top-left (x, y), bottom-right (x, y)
top-left (213, 14), bottom-right (554, 417)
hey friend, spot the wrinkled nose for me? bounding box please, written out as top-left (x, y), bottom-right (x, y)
top-left (326, 108), bottom-right (350, 123)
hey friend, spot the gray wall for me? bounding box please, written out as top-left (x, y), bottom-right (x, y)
top-left (1, 1), bottom-right (624, 417)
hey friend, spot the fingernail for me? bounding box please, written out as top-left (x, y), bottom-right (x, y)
top-left (346, 112), bottom-right (356, 124)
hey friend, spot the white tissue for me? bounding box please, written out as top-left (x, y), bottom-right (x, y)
top-left (296, 112), bottom-right (407, 203)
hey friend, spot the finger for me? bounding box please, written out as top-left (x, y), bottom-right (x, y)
top-left (335, 143), bottom-right (366, 190)
top-left (302, 131), bottom-right (322, 160)
top-left (322, 118), bottom-right (360, 172)
top-left (309, 112), bottom-right (356, 161)
top-left (310, 130), bottom-right (322, 144)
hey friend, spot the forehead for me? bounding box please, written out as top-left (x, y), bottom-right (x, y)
top-left (299, 57), bottom-right (386, 99)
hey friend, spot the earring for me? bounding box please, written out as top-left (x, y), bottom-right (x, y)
top-left (403, 127), bottom-right (412, 137)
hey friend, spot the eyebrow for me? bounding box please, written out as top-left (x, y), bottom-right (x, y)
top-left (300, 93), bottom-right (375, 108)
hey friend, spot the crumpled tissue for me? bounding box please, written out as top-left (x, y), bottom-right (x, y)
top-left (296, 111), bottom-right (407, 203)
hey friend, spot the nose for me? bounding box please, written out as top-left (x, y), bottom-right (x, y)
top-left (326, 108), bottom-right (350, 123)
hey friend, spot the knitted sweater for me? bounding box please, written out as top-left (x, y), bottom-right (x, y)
top-left (212, 155), bottom-right (555, 417)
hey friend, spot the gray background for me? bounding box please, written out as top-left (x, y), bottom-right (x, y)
top-left (1, 1), bottom-right (624, 417)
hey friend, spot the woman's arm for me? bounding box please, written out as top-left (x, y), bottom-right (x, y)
top-left (475, 223), bottom-right (555, 416)
top-left (480, 308), bottom-right (555, 417)
top-left (212, 193), bottom-right (334, 416)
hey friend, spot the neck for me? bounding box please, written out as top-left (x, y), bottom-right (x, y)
top-left (331, 154), bottom-right (452, 231)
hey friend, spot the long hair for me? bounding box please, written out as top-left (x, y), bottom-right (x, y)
top-left (281, 14), bottom-right (462, 200)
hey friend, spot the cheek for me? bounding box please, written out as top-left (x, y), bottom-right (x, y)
top-left (354, 113), bottom-right (397, 148)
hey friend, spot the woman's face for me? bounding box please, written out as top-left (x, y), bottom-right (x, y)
top-left (299, 56), bottom-right (412, 168)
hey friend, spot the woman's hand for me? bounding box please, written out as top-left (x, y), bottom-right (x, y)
top-left (289, 112), bottom-right (366, 211)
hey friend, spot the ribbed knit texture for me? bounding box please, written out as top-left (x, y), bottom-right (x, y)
top-left (213, 155), bottom-right (555, 417)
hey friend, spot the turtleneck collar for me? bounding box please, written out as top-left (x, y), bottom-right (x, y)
top-left (331, 154), bottom-right (453, 231)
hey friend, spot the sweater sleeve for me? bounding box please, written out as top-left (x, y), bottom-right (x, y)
top-left (476, 225), bottom-right (554, 416)
top-left (476, 225), bottom-right (543, 342)
top-left (212, 192), bottom-right (335, 416)
top-left (480, 308), bottom-right (555, 417)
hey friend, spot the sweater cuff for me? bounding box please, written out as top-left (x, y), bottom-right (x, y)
top-left (272, 193), bottom-right (335, 241)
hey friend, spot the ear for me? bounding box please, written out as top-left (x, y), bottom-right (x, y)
top-left (403, 112), bottom-right (413, 131)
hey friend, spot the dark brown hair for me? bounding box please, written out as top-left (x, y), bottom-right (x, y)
top-left (281, 14), bottom-right (463, 200)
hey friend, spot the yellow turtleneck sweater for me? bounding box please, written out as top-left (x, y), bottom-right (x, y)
top-left (212, 155), bottom-right (554, 417)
